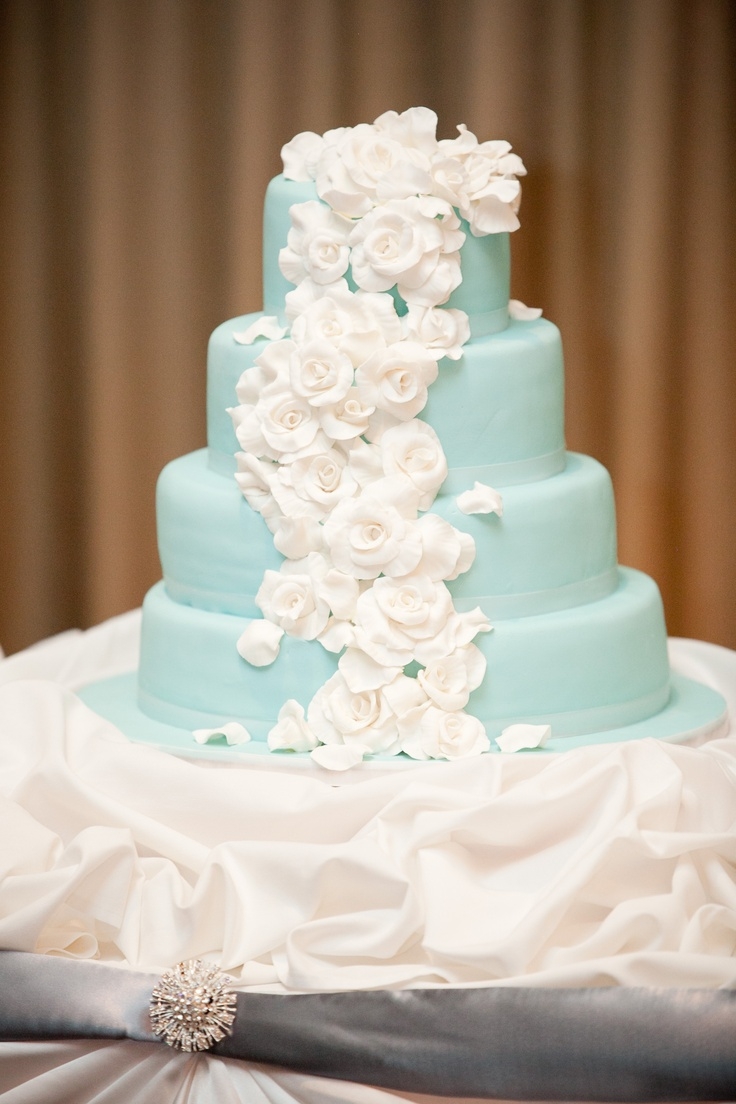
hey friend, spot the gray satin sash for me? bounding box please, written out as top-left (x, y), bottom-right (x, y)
top-left (0, 951), bottom-right (734, 1100)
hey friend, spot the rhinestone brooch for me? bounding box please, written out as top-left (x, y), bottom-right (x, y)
top-left (149, 959), bottom-right (237, 1052)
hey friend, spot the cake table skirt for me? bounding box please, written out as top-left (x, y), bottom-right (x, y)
top-left (0, 612), bottom-right (735, 1102)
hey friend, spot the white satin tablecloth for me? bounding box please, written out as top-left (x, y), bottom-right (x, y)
top-left (0, 611), bottom-right (735, 1101)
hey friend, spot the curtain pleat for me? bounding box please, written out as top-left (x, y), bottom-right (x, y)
top-left (1, 0), bottom-right (734, 655)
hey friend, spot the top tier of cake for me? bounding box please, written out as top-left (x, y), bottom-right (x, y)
top-left (263, 176), bottom-right (511, 335)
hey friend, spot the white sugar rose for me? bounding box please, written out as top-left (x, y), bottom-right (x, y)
top-left (270, 448), bottom-right (357, 521)
top-left (255, 385), bottom-right (322, 458)
top-left (256, 566), bottom-right (329, 640)
top-left (307, 672), bottom-right (399, 753)
top-left (416, 644), bottom-right (486, 712)
top-left (353, 574), bottom-right (456, 667)
top-left (356, 341), bottom-right (438, 422)
top-left (279, 200), bottom-right (351, 287)
top-left (315, 123), bottom-right (410, 218)
top-left (349, 196), bottom-right (464, 307)
top-left (380, 419), bottom-right (447, 510)
top-left (401, 705), bottom-right (490, 761)
top-left (307, 669), bottom-right (425, 755)
top-left (355, 576), bottom-right (491, 667)
top-left (323, 488), bottom-right (423, 580)
top-left (319, 388), bottom-right (375, 441)
top-left (290, 285), bottom-right (401, 367)
top-left (436, 128), bottom-right (526, 235)
top-left (403, 305), bottom-right (470, 361)
top-left (289, 339), bottom-right (354, 408)
top-left (414, 514), bottom-right (476, 581)
top-left (429, 156), bottom-right (473, 216)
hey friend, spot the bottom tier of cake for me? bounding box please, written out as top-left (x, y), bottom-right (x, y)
top-left (134, 566), bottom-right (673, 742)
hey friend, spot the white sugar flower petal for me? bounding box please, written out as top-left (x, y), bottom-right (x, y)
top-left (193, 721), bottom-right (252, 746)
top-left (310, 743), bottom-right (370, 771)
top-left (382, 672), bottom-right (428, 717)
top-left (380, 419), bottom-right (447, 510)
top-left (356, 341), bottom-right (439, 422)
top-left (256, 567), bottom-right (330, 640)
top-left (279, 201), bottom-right (352, 287)
top-left (233, 317), bottom-right (287, 345)
top-left (453, 607), bottom-right (493, 649)
top-left (373, 106), bottom-right (439, 157)
top-left (267, 699), bottom-right (319, 752)
top-left (338, 647), bottom-right (401, 692)
top-left (320, 569), bottom-right (360, 620)
top-left (272, 516), bottom-right (323, 559)
top-left (417, 647), bottom-right (484, 712)
top-left (402, 305), bottom-right (470, 361)
top-left (495, 723), bottom-right (551, 753)
top-left (400, 704), bottom-right (489, 760)
top-left (347, 437), bottom-right (384, 487)
top-left (236, 621), bottom-right (285, 667)
top-left (318, 617), bottom-right (356, 653)
top-left (457, 482), bottom-right (504, 517)
top-left (281, 130), bottom-right (324, 181)
top-left (509, 299), bottom-right (543, 321)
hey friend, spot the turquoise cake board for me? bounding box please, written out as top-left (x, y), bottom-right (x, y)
top-left (77, 669), bottom-right (728, 771)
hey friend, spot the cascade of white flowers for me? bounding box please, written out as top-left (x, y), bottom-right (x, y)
top-left (228, 108), bottom-right (527, 769)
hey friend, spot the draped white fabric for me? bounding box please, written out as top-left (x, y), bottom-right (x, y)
top-left (0, 1040), bottom-right (415, 1104)
top-left (0, 616), bottom-right (735, 1099)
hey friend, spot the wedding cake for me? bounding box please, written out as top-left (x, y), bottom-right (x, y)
top-left (79, 108), bottom-right (726, 770)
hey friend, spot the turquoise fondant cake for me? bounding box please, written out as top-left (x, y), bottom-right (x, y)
top-left (79, 110), bottom-right (726, 766)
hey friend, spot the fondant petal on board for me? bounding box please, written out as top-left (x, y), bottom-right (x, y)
top-left (310, 742), bottom-right (369, 771)
top-left (192, 721), bottom-right (252, 746)
top-left (495, 723), bottom-right (552, 752)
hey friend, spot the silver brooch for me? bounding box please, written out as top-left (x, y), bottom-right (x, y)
top-left (150, 959), bottom-right (237, 1051)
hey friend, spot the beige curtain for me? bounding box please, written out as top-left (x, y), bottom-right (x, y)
top-left (1, 0), bottom-right (734, 656)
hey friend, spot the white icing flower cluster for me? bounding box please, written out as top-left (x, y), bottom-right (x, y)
top-left (282, 107), bottom-right (526, 237)
top-left (229, 109), bottom-right (525, 769)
